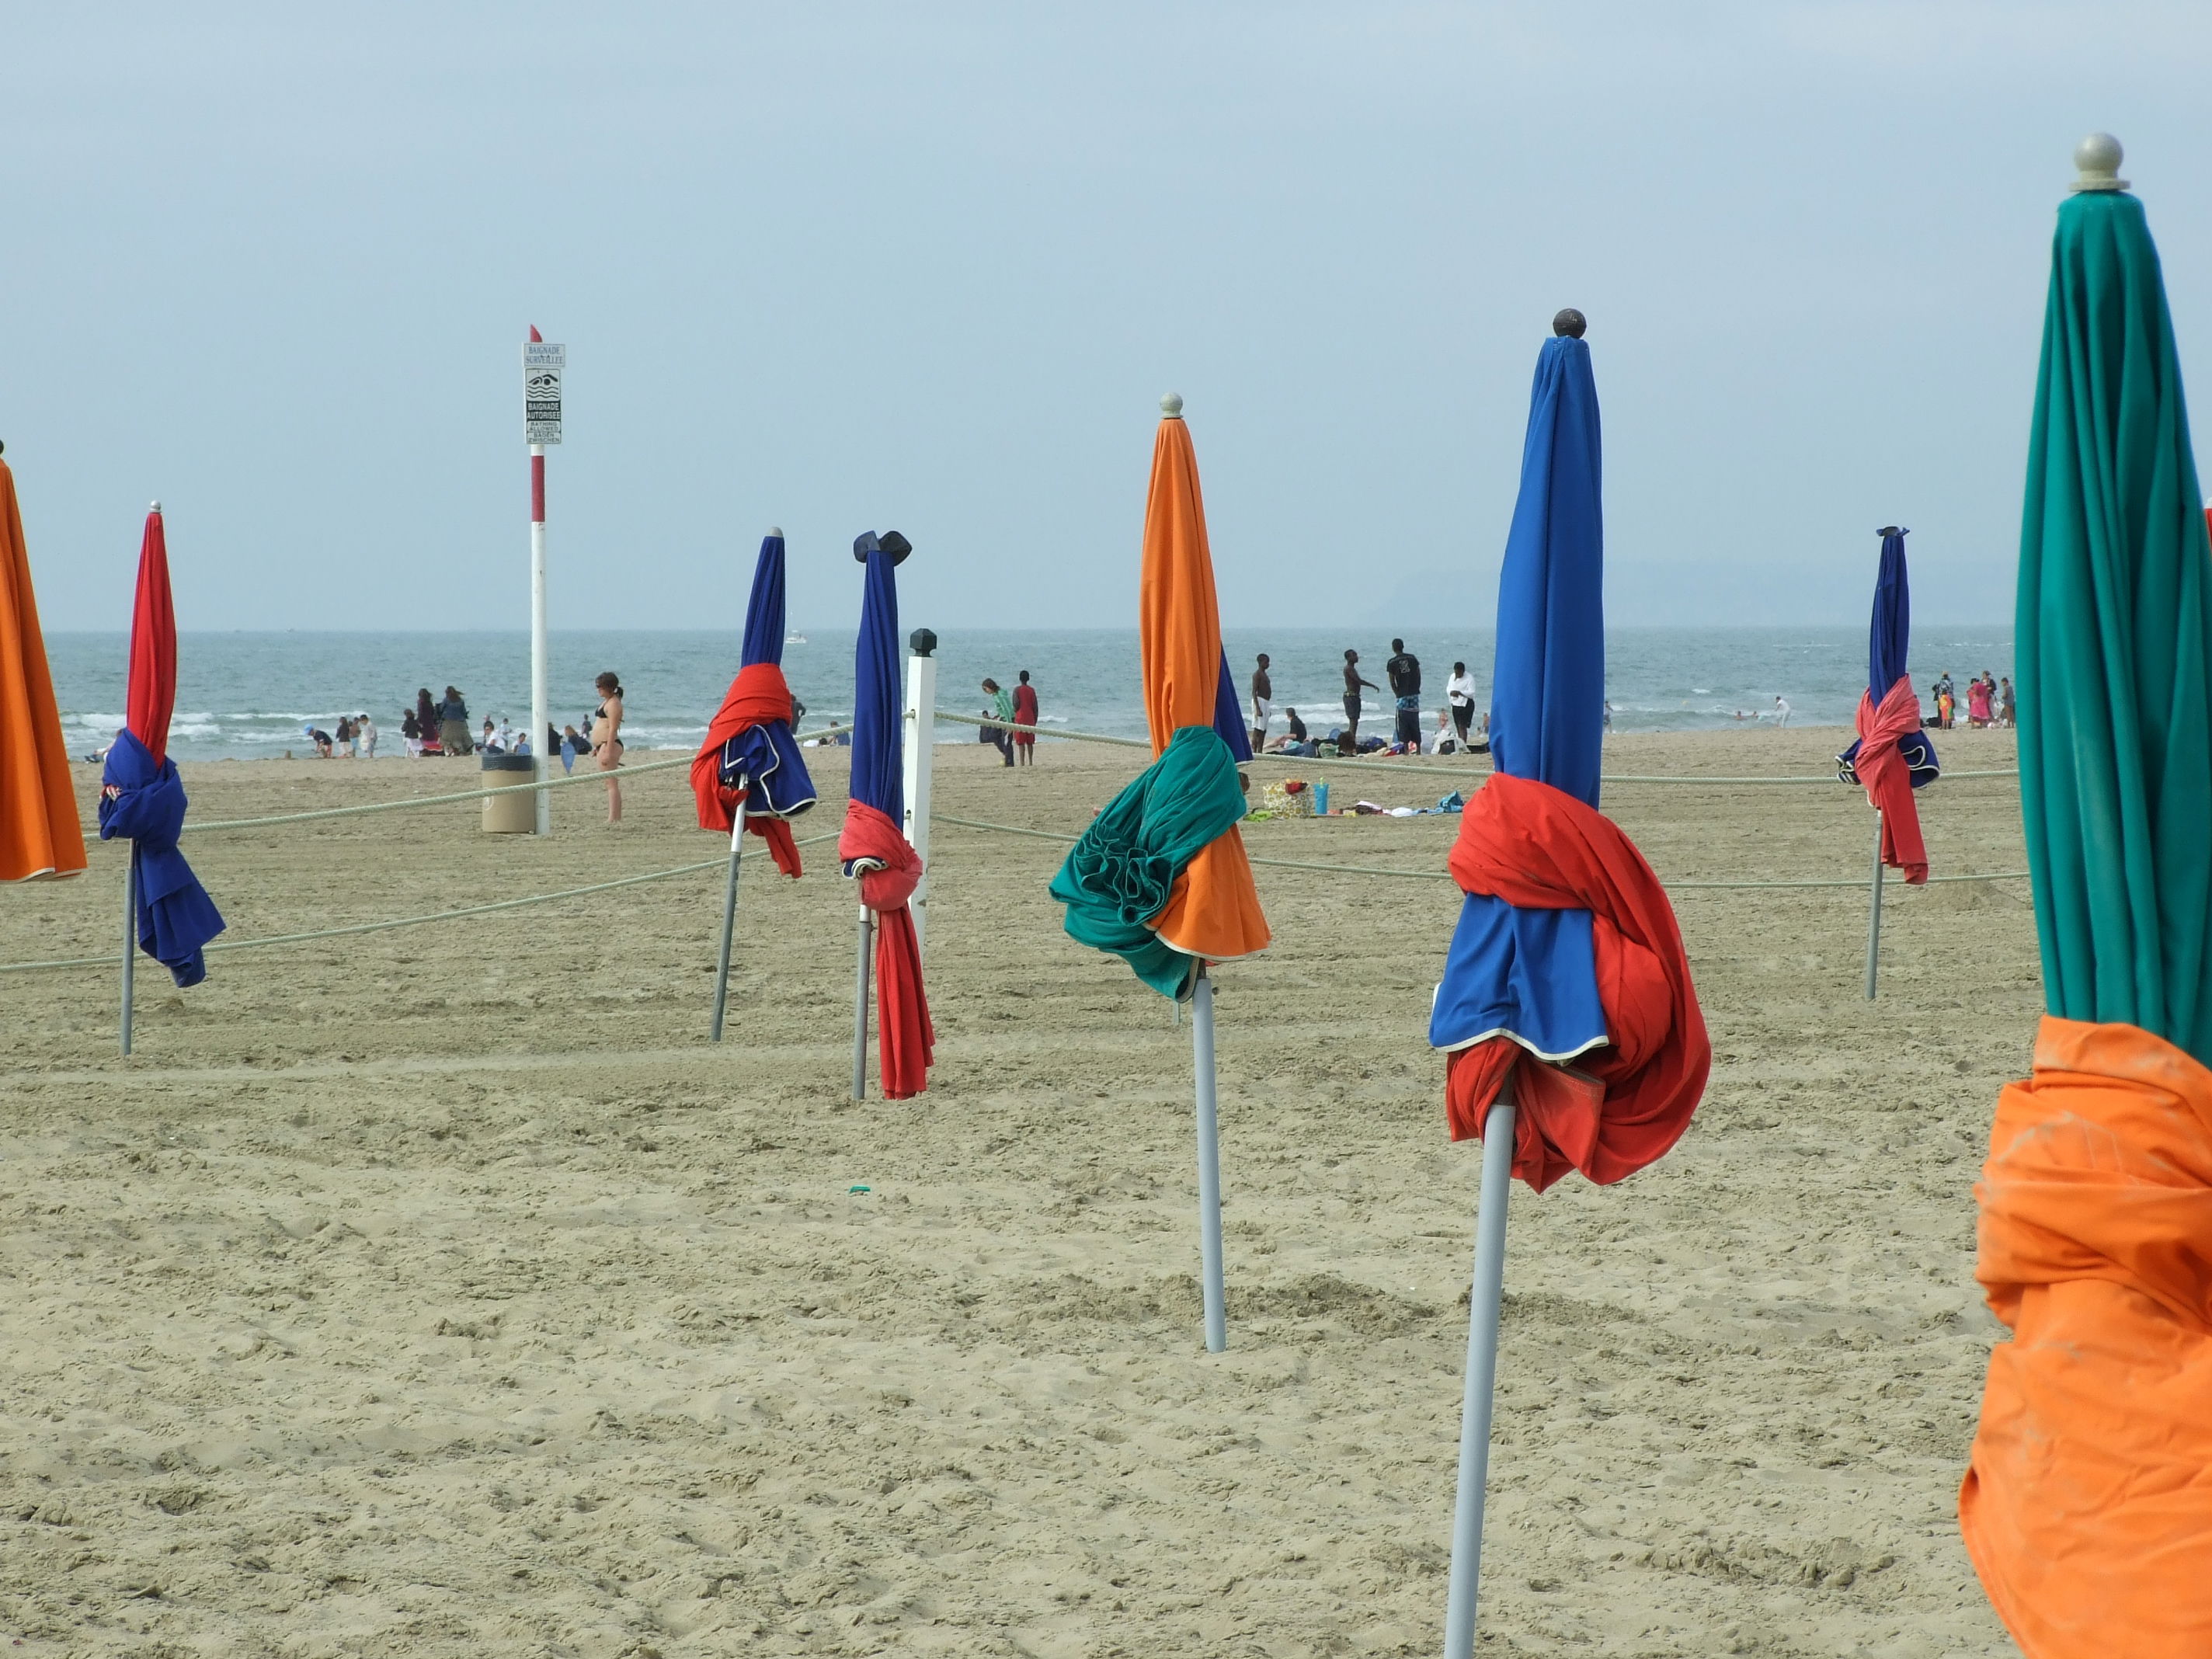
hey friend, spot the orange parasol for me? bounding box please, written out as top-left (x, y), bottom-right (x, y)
top-left (0, 451), bottom-right (87, 882)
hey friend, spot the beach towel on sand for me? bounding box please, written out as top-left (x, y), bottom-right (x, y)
top-left (1051, 725), bottom-right (1249, 1000)
top-left (840, 801), bottom-right (934, 1100)
top-left (1960, 1017), bottom-right (2212, 1658)
top-left (99, 729), bottom-right (225, 986)
top-left (1434, 771), bottom-right (1707, 1191)
top-left (691, 661), bottom-right (812, 877)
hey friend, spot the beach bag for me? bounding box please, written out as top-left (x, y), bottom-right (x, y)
top-left (1260, 779), bottom-right (1314, 818)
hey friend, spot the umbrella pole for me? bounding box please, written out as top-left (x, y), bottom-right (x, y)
top-left (119, 853), bottom-right (137, 1058)
top-left (708, 801), bottom-right (747, 1043)
top-left (1863, 809), bottom-right (1885, 1000)
top-left (1444, 1074), bottom-right (1518, 1658)
top-left (1191, 962), bottom-right (1226, 1353)
top-left (851, 903), bottom-right (874, 1101)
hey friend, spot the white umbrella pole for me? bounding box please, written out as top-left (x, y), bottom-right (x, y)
top-left (1862, 809), bottom-right (1885, 1000)
top-left (900, 649), bottom-right (937, 959)
top-left (119, 854), bottom-right (137, 1057)
top-left (708, 800), bottom-right (747, 1042)
top-left (851, 903), bottom-right (874, 1101)
top-left (1443, 1075), bottom-right (1518, 1657)
top-left (1191, 962), bottom-right (1226, 1353)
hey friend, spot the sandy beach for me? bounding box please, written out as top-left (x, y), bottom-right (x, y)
top-left (0, 726), bottom-right (2032, 1657)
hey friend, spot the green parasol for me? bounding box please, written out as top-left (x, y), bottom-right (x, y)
top-left (2018, 132), bottom-right (2212, 1062)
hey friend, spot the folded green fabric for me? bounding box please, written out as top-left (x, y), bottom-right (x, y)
top-left (1050, 725), bottom-right (1247, 998)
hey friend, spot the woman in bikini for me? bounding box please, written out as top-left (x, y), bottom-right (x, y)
top-left (590, 670), bottom-right (625, 824)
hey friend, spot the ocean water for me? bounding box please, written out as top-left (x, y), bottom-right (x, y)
top-left (42, 626), bottom-right (2015, 763)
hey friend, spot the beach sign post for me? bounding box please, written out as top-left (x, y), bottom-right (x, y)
top-left (689, 529), bottom-right (817, 1041)
top-left (524, 328), bottom-right (564, 836)
top-left (840, 530), bottom-right (934, 1102)
top-left (1837, 527), bottom-right (1936, 999)
top-left (1428, 313), bottom-right (1708, 1650)
top-left (1048, 395), bottom-right (1270, 1355)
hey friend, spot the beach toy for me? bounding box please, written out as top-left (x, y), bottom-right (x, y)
top-left (847, 1184), bottom-right (871, 1195)
top-left (1049, 392), bottom-right (1270, 1356)
top-left (1960, 134), bottom-right (2212, 1657)
top-left (693, 529), bottom-right (818, 1042)
top-left (98, 503), bottom-right (226, 1055)
top-left (1431, 308), bottom-right (1708, 1654)
top-left (840, 530), bottom-right (933, 1101)
top-left (0, 448), bottom-right (85, 885)
top-left (1314, 781), bottom-right (1328, 816)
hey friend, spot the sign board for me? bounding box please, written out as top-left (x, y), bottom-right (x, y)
top-left (523, 342), bottom-right (565, 445)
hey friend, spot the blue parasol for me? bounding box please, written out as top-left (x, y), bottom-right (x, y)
top-left (714, 531), bottom-right (818, 822)
top-left (1438, 309), bottom-right (1605, 1655)
top-left (848, 533), bottom-right (906, 826)
top-left (1838, 530), bottom-right (1939, 789)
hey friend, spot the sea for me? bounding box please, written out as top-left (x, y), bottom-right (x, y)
top-left (42, 626), bottom-right (2015, 763)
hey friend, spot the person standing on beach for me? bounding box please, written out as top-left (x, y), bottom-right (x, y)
top-left (591, 671), bottom-right (625, 823)
top-left (1772, 694), bottom-right (1791, 728)
top-left (2000, 676), bottom-right (2017, 728)
top-left (335, 714), bottom-right (355, 758)
top-left (1250, 653), bottom-right (1273, 749)
top-left (1445, 660), bottom-right (1477, 748)
top-left (1385, 638), bottom-right (1422, 747)
top-left (1341, 649), bottom-right (1378, 745)
top-left (981, 678), bottom-right (1015, 766)
top-left (357, 712), bottom-right (377, 760)
top-left (1012, 670), bottom-right (1039, 767)
top-left (437, 686), bottom-right (472, 755)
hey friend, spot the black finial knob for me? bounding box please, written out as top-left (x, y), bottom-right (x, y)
top-left (1877, 525), bottom-right (1904, 537)
top-left (1553, 309), bottom-right (1587, 339)
top-left (852, 531), bottom-right (878, 562)
top-left (909, 628), bottom-right (937, 657)
top-left (878, 530), bottom-right (912, 565)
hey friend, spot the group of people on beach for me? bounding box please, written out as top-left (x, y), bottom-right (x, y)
top-left (301, 712), bottom-right (378, 759)
top-left (1929, 670), bottom-right (2014, 729)
top-left (979, 672), bottom-right (1041, 767)
top-left (1248, 644), bottom-right (1490, 760)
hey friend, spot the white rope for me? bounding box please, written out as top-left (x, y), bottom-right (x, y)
top-left (0, 829), bottom-right (842, 976)
top-left (927, 810), bottom-right (2028, 892)
top-left (928, 709), bottom-right (2019, 784)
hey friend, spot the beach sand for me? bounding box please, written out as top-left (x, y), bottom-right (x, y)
top-left (0, 727), bottom-right (2032, 1657)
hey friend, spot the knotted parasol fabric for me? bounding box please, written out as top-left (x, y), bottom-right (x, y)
top-left (1055, 397), bottom-right (1267, 992)
top-left (840, 531), bottom-right (932, 1099)
top-left (691, 530), bottom-right (816, 877)
top-left (0, 455), bottom-right (86, 883)
top-left (1838, 528), bottom-right (1937, 883)
top-left (98, 507), bottom-right (223, 985)
top-left (1960, 137), bottom-right (2212, 1659)
top-left (1428, 322), bottom-right (1707, 1170)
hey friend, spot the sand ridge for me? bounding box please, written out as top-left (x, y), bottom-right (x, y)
top-left (0, 728), bottom-right (2029, 1655)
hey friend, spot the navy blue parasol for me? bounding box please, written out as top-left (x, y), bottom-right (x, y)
top-left (1838, 529), bottom-right (1939, 788)
top-left (847, 532), bottom-right (907, 823)
top-left (711, 531), bottom-right (817, 821)
top-left (1429, 322), bottom-right (1607, 1061)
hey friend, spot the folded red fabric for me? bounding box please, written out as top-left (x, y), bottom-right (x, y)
top-left (839, 800), bottom-right (934, 1099)
top-left (1444, 773), bottom-right (1709, 1191)
top-left (1854, 676), bottom-right (1929, 884)
top-left (690, 662), bottom-right (801, 877)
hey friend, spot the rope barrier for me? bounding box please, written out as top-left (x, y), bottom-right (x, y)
top-left (172, 727), bottom-right (845, 836)
top-left (927, 710), bottom-right (2019, 784)
top-left (927, 810), bottom-right (2029, 892)
top-left (0, 830), bottom-right (842, 976)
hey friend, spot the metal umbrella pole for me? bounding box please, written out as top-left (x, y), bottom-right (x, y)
top-left (851, 902), bottom-right (875, 1101)
top-left (1863, 809), bottom-right (1886, 1000)
top-left (708, 799), bottom-right (747, 1042)
top-left (1191, 962), bottom-right (1227, 1353)
top-left (119, 856), bottom-right (137, 1057)
top-left (1442, 1073), bottom-right (1518, 1658)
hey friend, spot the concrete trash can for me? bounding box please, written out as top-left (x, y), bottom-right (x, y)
top-left (481, 753), bottom-right (537, 833)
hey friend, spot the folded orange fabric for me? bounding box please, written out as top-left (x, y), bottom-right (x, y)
top-left (0, 458), bottom-right (86, 883)
top-left (1960, 1016), bottom-right (2212, 1657)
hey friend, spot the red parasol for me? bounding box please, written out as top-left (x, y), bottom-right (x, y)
top-left (127, 507), bottom-right (176, 763)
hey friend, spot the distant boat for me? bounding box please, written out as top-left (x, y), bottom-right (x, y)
top-left (784, 631), bottom-right (808, 645)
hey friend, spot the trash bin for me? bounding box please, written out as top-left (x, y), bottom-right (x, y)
top-left (481, 753), bottom-right (537, 833)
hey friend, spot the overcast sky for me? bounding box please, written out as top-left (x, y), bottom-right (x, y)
top-left (9, 2), bottom-right (2210, 634)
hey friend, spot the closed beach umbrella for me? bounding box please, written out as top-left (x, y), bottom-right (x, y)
top-left (1050, 393), bottom-right (1270, 1352)
top-left (1838, 527), bottom-right (1939, 995)
top-left (0, 449), bottom-right (87, 883)
top-left (98, 506), bottom-right (224, 1046)
top-left (693, 528), bottom-right (819, 1038)
top-left (1960, 134), bottom-right (2212, 1656)
top-left (838, 530), bottom-right (933, 1100)
top-left (1428, 313), bottom-right (1708, 1652)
